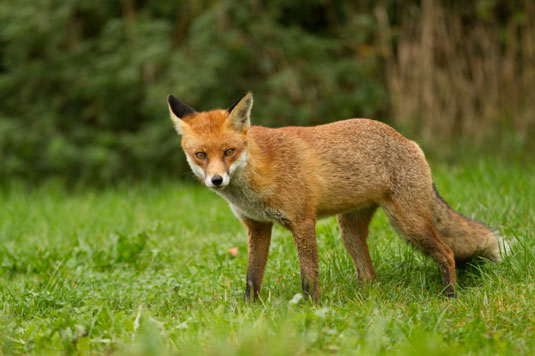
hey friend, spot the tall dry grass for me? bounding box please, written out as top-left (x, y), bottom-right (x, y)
top-left (376, 0), bottom-right (535, 148)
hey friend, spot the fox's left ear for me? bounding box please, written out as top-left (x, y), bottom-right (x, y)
top-left (226, 91), bottom-right (253, 132)
top-left (167, 95), bottom-right (196, 135)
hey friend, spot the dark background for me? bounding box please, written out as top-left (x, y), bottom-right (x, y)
top-left (1, 0), bottom-right (533, 184)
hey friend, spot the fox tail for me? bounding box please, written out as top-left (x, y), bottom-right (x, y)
top-left (431, 185), bottom-right (511, 263)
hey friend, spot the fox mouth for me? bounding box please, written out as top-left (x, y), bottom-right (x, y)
top-left (207, 181), bottom-right (229, 190)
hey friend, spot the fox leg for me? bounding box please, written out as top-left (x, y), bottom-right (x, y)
top-left (241, 218), bottom-right (273, 302)
top-left (337, 205), bottom-right (378, 283)
top-left (288, 218), bottom-right (319, 303)
top-left (381, 199), bottom-right (457, 297)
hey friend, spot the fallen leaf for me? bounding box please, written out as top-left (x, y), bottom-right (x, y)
top-left (228, 247), bottom-right (238, 257)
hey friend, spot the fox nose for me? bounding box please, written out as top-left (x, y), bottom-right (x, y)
top-left (211, 175), bottom-right (223, 186)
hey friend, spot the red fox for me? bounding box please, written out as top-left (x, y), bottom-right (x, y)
top-left (167, 91), bottom-right (508, 301)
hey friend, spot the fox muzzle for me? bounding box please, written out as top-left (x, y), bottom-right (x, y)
top-left (205, 172), bottom-right (230, 188)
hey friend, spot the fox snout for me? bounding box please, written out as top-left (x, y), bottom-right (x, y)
top-left (211, 175), bottom-right (223, 186)
top-left (185, 150), bottom-right (247, 189)
top-left (205, 172), bottom-right (230, 189)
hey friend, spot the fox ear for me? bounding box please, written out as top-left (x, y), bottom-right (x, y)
top-left (167, 95), bottom-right (196, 135)
top-left (227, 91), bottom-right (253, 132)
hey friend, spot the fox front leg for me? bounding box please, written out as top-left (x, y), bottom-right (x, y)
top-left (241, 219), bottom-right (273, 302)
top-left (289, 219), bottom-right (319, 303)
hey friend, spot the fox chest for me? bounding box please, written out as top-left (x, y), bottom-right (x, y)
top-left (215, 184), bottom-right (288, 225)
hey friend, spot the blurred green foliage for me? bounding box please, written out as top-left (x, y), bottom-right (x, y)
top-left (0, 0), bottom-right (531, 183)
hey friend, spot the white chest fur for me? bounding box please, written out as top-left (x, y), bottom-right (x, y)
top-left (214, 173), bottom-right (287, 224)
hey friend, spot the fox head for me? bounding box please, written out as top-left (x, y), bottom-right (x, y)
top-left (167, 92), bottom-right (253, 189)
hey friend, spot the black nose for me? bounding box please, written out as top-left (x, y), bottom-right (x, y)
top-left (211, 175), bottom-right (223, 186)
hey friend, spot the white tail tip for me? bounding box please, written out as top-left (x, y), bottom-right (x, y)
top-left (495, 234), bottom-right (513, 261)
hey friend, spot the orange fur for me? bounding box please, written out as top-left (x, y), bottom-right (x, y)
top-left (168, 92), bottom-right (503, 301)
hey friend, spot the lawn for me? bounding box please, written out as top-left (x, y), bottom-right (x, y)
top-left (0, 159), bottom-right (534, 355)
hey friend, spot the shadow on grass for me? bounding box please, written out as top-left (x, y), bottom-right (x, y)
top-left (456, 258), bottom-right (490, 288)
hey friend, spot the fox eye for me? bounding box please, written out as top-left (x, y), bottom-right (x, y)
top-left (224, 148), bottom-right (235, 157)
top-left (195, 152), bottom-right (206, 160)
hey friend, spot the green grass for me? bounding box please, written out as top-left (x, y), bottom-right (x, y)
top-left (1, 159), bottom-right (534, 355)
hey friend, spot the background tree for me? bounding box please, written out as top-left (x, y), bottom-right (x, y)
top-left (0, 0), bottom-right (533, 183)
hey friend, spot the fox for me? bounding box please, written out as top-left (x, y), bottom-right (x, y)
top-left (167, 91), bottom-right (508, 302)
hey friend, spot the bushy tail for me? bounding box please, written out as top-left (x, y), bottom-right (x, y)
top-left (431, 185), bottom-right (510, 262)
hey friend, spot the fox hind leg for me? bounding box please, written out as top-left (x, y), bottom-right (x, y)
top-left (381, 199), bottom-right (457, 297)
top-left (337, 205), bottom-right (378, 284)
